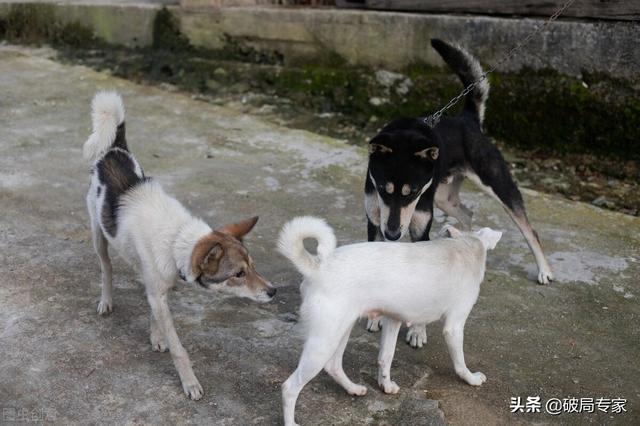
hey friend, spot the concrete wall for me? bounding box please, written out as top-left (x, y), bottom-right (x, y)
top-left (0, 2), bottom-right (163, 47)
top-left (179, 7), bottom-right (640, 81)
top-left (0, 2), bottom-right (637, 81)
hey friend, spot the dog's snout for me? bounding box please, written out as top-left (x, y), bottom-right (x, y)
top-left (384, 229), bottom-right (401, 241)
top-left (266, 287), bottom-right (277, 298)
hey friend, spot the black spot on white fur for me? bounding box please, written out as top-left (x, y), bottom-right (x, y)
top-left (96, 149), bottom-right (148, 237)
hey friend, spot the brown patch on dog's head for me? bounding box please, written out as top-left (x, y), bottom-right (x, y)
top-left (190, 216), bottom-right (275, 303)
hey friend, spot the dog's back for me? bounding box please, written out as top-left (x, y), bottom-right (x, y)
top-left (84, 92), bottom-right (149, 239)
top-left (279, 217), bottom-right (496, 325)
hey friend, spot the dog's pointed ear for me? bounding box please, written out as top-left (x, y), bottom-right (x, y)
top-left (439, 224), bottom-right (462, 239)
top-left (369, 143), bottom-right (393, 155)
top-left (475, 227), bottom-right (503, 250)
top-left (219, 216), bottom-right (259, 240)
top-left (415, 147), bottom-right (439, 161)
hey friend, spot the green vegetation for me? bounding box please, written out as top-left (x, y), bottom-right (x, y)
top-left (0, 4), bottom-right (95, 47)
top-left (1, 5), bottom-right (637, 160)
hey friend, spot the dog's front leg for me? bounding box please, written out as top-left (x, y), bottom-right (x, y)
top-left (443, 319), bottom-right (486, 386)
top-left (404, 207), bottom-right (433, 349)
top-left (409, 204), bottom-right (433, 242)
top-left (367, 218), bottom-right (383, 242)
top-left (377, 317), bottom-right (402, 394)
top-left (146, 288), bottom-right (203, 400)
top-left (405, 324), bottom-right (428, 348)
top-left (366, 218), bottom-right (385, 332)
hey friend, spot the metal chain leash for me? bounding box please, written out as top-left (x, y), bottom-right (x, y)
top-left (424, 0), bottom-right (576, 128)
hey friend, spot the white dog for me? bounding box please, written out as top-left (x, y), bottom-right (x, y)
top-left (278, 216), bottom-right (501, 425)
top-left (83, 92), bottom-right (276, 400)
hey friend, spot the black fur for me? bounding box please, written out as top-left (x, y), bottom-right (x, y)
top-left (365, 39), bottom-right (527, 243)
top-left (95, 124), bottom-right (148, 237)
top-left (113, 122), bottom-right (128, 151)
top-left (430, 39), bottom-right (486, 125)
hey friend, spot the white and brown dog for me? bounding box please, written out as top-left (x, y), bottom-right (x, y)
top-left (83, 92), bottom-right (276, 400)
top-left (278, 216), bottom-right (501, 426)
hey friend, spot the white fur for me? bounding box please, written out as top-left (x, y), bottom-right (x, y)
top-left (453, 43), bottom-right (490, 125)
top-left (83, 91), bottom-right (125, 162)
top-left (83, 92), bottom-right (217, 401)
top-left (279, 217), bottom-right (501, 426)
top-left (277, 216), bottom-right (337, 279)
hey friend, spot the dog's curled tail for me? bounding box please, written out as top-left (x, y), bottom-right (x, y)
top-left (278, 216), bottom-right (337, 278)
top-left (431, 39), bottom-right (489, 126)
top-left (83, 91), bottom-right (126, 163)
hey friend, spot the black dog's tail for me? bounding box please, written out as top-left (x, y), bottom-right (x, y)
top-left (431, 39), bottom-right (489, 126)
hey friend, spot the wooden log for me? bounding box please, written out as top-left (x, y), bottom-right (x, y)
top-left (364, 0), bottom-right (640, 21)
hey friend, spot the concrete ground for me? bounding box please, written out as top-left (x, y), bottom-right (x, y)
top-left (0, 45), bottom-right (638, 425)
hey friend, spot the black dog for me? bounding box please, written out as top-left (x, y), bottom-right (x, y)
top-left (364, 40), bottom-right (553, 343)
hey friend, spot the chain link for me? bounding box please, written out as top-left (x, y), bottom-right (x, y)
top-left (424, 0), bottom-right (576, 128)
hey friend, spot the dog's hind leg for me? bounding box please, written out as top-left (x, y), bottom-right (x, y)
top-left (283, 323), bottom-right (353, 426)
top-left (145, 279), bottom-right (203, 400)
top-left (324, 325), bottom-right (367, 396)
top-left (150, 314), bottom-right (168, 352)
top-left (377, 317), bottom-right (402, 394)
top-left (443, 315), bottom-right (486, 386)
top-left (465, 166), bottom-right (553, 284)
top-left (505, 206), bottom-right (553, 284)
top-left (91, 219), bottom-right (113, 315)
top-left (434, 175), bottom-right (473, 230)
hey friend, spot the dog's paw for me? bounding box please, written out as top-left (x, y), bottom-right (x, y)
top-left (96, 299), bottom-right (113, 315)
top-left (182, 378), bottom-right (204, 400)
top-left (464, 371), bottom-right (487, 386)
top-left (379, 380), bottom-right (400, 394)
top-left (346, 384), bottom-right (368, 396)
top-left (405, 325), bottom-right (427, 348)
top-left (366, 318), bottom-right (382, 332)
top-left (537, 270), bottom-right (553, 285)
top-left (150, 334), bottom-right (168, 353)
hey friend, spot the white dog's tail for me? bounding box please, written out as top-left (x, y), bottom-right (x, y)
top-left (82, 91), bottom-right (126, 163)
top-left (278, 216), bottom-right (337, 278)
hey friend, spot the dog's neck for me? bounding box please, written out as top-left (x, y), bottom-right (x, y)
top-left (173, 219), bottom-right (212, 283)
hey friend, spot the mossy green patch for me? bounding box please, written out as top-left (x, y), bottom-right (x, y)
top-left (0, 4), bottom-right (95, 48)
top-left (486, 69), bottom-right (639, 159)
top-left (152, 7), bottom-right (190, 52)
top-left (1, 4), bottom-right (637, 160)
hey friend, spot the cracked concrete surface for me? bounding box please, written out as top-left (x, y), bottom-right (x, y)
top-left (1, 45), bottom-right (638, 425)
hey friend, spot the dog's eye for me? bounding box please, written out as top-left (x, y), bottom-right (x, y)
top-left (235, 270), bottom-right (246, 278)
